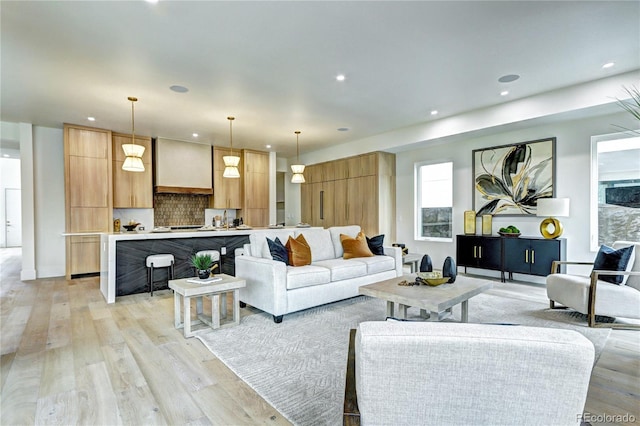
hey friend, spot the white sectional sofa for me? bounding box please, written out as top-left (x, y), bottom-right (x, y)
top-left (235, 225), bottom-right (403, 323)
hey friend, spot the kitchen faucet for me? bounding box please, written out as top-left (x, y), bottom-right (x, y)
top-left (223, 209), bottom-right (228, 230)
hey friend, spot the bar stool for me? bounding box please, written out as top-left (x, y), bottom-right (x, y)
top-left (195, 250), bottom-right (224, 316)
top-left (146, 254), bottom-right (174, 296)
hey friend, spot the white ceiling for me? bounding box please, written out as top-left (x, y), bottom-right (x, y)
top-left (1, 1), bottom-right (639, 157)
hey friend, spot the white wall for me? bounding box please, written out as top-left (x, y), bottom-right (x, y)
top-left (0, 157), bottom-right (21, 247)
top-left (395, 111), bottom-right (633, 282)
top-left (33, 126), bottom-right (65, 278)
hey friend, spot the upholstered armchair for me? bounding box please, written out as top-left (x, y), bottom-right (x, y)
top-left (546, 241), bottom-right (640, 329)
top-left (343, 322), bottom-right (595, 426)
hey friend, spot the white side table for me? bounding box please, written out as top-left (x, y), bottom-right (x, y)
top-left (403, 253), bottom-right (423, 273)
top-left (169, 274), bottom-right (246, 338)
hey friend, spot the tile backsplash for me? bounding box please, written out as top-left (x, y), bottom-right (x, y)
top-left (154, 193), bottom-right (210, 226)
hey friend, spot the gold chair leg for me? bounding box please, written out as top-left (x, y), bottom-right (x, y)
top-left (587, 273), bottom-right (640, 329)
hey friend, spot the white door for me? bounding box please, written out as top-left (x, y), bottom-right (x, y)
top-left (5, 188), bottom-right (22, 247)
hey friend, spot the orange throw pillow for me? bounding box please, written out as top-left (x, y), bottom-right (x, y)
top-left (286, 234), bottom-right (312, 266)
top-left (340, 231), bottom-right (374, 259)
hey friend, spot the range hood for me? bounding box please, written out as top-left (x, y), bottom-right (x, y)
top-left (154, 138), bottom-right (213, 194)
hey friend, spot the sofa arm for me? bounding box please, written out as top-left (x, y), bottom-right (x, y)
top-left (235, 255), bottom-right (289, 317)
top-left (383, 246), bottom-right (403, 277)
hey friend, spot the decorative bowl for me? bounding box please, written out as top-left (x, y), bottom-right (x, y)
top-left (123, 223), bottom-right (139, 232)
top-left (498, 232), bottom-right (521, 237)
top-left (416, 271), bottom-right (450, 286)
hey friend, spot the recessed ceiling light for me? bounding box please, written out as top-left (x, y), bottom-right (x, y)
top-left (602, 62), bottom-right (615, 69)
top-left (500, 90), bottom-right (509, 96)
top-left (170, 85), bottom-right (189, 93)
top-left (337, 127), bottom-right (349, 132)
top-left (265, 144), bottom-right (272, 149)
top-left (498, 74), bottom-right (520, 83)
top-left (192, 133), bottom-right (198, 137)
top-left (430, 110), bottom-right (438, 116)
top-left (336, 74), bottom-right (346, 82)
top-left (146, 0), bottom-right (158, 4)
top-left (87, 116), bottom-right (95, 121)
top-left (3, 154), bottom-right (10, 158)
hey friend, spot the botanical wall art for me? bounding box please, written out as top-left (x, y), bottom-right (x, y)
top-left (473, 137), bottom-right (555, 216)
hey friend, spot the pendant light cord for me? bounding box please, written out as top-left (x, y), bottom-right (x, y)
top-left (228, 116), bottom-right (235, 156)
top-left (295, 130), bottom-right (301, 163)
top-left (128, 96), bottom-right (137, 147)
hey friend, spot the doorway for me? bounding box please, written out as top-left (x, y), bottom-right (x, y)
top-left (5, 188), bottom-right (22, 247)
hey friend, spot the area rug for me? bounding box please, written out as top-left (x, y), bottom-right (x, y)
top-left (196, 280), bottom-right (610, 426)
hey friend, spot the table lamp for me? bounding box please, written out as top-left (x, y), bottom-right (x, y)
top-left (537, 198), bottom-right (570, 239)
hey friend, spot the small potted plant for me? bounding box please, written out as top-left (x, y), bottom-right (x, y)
top-left (190, 253), bottom-right (216, 279)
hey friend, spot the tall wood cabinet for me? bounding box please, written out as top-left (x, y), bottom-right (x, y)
top-left (212, 147), bottom-right (243, 209)
top-left (241, 150), bottom-right (269, 226)
top-left (112, 133), bottom-right (153, 208)
top-left (64, 124), bottom-right (113, 278)
top-left (301, 152), bottom-right (395, 240)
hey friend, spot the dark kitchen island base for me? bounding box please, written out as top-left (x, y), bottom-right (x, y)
top-left (115, 235), bottom-right (249, 297)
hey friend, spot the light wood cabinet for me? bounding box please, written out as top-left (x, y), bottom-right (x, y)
top-left (64, 124), bottom-right (112, 278)
top-left (300, 152), bottom-right (395, 239)
top-left (212, 147), bottom-right (243, 209)
top-left (301, 180), bottom-right (336, 227)
top-left (240, 149), bottom-right (269, 226)
top-left (112, 134), bottom-right (153, 208)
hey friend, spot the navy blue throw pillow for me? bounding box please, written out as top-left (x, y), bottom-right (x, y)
top-left (366, 234), bottom-right (385, 255)
top-left (592, 244), bottom-right (634, 285)
top-left (267, 237), bottom-right (289, 265)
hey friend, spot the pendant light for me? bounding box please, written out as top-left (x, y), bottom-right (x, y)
top-left (121, 96), bottom-right (145, 172)
top-left (291, 131), bottom-right (305, 183)
top-left (223, 116), bottom-right (241, 178)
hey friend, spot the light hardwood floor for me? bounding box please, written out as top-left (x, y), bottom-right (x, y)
top-left (1, 247), bottom-right (638, 425)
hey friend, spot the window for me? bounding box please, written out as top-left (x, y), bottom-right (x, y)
top-left (590, 133), bottom-right (640, 250)
top-left (415, 161), bottom-right (453, 241)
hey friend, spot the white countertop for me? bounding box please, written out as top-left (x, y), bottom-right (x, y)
top-left (105, 226), bottom-right (313, 241)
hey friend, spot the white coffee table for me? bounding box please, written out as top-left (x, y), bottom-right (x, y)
top-left (359, 274), bottom-right (492, 322)
top-left (169, 274), bottom-right (246, 338)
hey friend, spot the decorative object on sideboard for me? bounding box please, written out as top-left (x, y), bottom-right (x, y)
top-left (537, 198), bottom-right (570, 239)
top-left (498, 225), bottom-right (521, 237)
top-left (291, 130), bottom-right (306, 183)
top-left (122, 96), bottom-right (145, 172)
top-left (464, 210), bottom-right (476, 235)
top-left (473, 137), bottom-right (555, 216)
top-left (481, 214), bottom-right (492, 235)
top-left (223, 116), bottom-right (241, 178)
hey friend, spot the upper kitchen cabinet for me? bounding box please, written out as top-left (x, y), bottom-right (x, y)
top-left (112, 133), bottom-right (153, 208)
top-left (212, 147), bottom-right (243, 209)
top-left (64, 124), bottom-right (113, 278)
top-left (240, 149), bottom-right (269, 226)
top-left (155, 138), bottom-right (213, 194)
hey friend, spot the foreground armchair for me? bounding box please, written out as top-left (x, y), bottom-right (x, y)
top-left (344, 322), bottom-right (594, 426)
top-left (546, 241), bottom-right (640, 329)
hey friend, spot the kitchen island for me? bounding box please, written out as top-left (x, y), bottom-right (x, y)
top-left (100, 227), bottom-right (287, 303)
